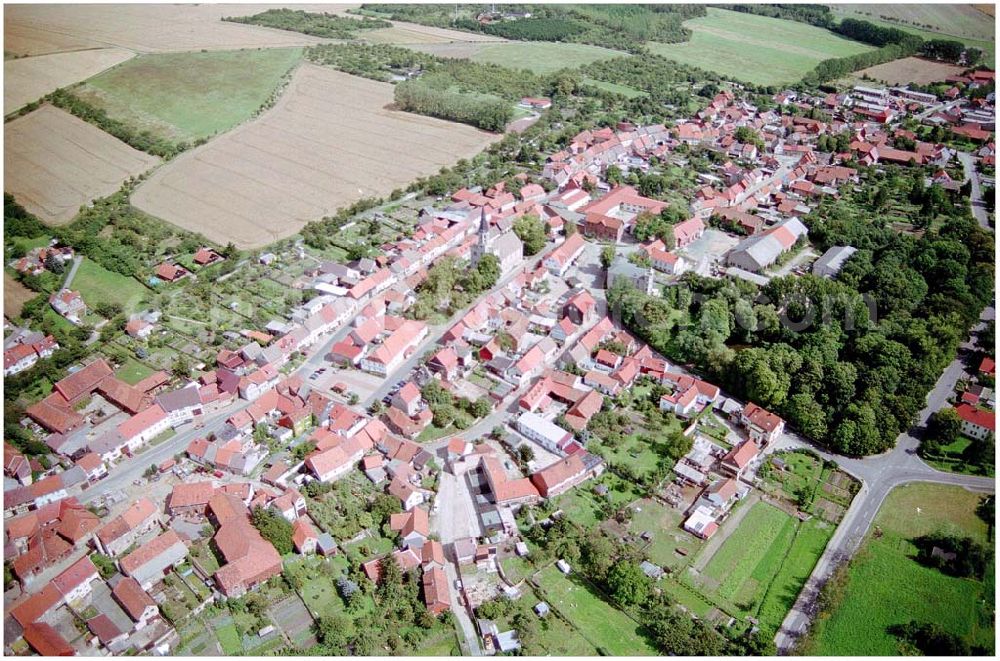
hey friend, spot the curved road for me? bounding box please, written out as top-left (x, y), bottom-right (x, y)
top-left (774, 305), bottom-right (996, 652)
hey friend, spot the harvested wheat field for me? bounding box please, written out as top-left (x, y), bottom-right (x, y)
top-left (5, 105), bottom-right (160, 225)
top-left (132, 64), bottom-right (500, 248)
top-left (4, 4), bottom-right (336, 55)
top-left (5, 47), bottom-right (135, 114)
top-left (854, 56), bottom-right (967, 85)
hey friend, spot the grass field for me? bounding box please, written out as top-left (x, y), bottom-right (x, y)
top-left (469, 42), bottom-right (626, 74)
top-left (536, 565), bottom-right (658, 655)
top-left (648, 8), bottom-right (875, 86)
top-left (807, 483), bottom-right (994, 655)
top-left (582, 77), bottom-right (648, 99)
top-left (831, 6), bottom-right (995, 62)
top-left (73, 258), bottom-right (148, 314)
top-left (625, 498), bottom-right (703, 571)
top-left (77, 48), bottom-right (303, 142)
top-left (213, 622), bottom-right (242, 655)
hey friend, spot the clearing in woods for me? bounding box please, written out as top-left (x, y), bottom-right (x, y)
top-left (468, 42), bottom-right (626, 74)
top-left (361, 21), bottom-right (507, 46)
top-left (4, 47), bottom-right (135, 115)
top-left (4, 104), bottom-right (160, 225)
top-left (75, 48), bottom-right (304, 142)
top-left (131, 63), bottom-right (500, 248)
top-left (2, 3), bottom-right (330, 56)
top-left (805, 483), bottom-right (994, 655)
top-left (647, 8), bottom-right (875, 86)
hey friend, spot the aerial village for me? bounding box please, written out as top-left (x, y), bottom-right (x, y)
top-left (4, 65), bottom-right (995, 656)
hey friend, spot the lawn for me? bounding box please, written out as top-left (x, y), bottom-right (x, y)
top-left (807, 483), bottom-right (994, 655)
top-left (497, 585), bottom-right (599, 656)
top-left (535, 565), bottom-right (658, 656)
top-left (648, 8), bottom-right (875, 86)
top-left (470, 42), bottom-right (626, 74)
top-left (76, 47), bottom-right (303, 141)
top-left (72, 258), bottom-right (148, 315)
top-left (115, 358), bottom-right (155, 385)
top-left (551, 472), bottom-right (642, 528)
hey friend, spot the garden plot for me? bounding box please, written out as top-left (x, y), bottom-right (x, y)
top-left (132, 64), bottom-right (500, 248)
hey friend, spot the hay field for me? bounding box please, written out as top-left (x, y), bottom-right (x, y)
top-left (5, 105), bottom-right (160, 225)
top-left (363, 21), bottom-right (507, 46)
top-left (131, 64), bottom-right (500, 248)
top-left (3, 4), bottom-right (338, 55)
top-left (832, 3), bottom-right (995, 42)
top-left (853, 56), bottom-right (967, 85)
top-left (649, 8), bottom-right (875, 86)
top-left (4, 47), bottom-right (135, 114)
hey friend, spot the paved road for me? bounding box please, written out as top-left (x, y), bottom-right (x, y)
top-left (957, 150), bottom-right (991, 230)
top-left (773, 305), bottom-right (996, 653)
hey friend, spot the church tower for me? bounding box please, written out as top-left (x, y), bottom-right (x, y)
top-left (472, 208), bottom-right (491, 267)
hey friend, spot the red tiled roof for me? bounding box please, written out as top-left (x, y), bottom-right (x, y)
top-left (112, 577), bottom-right (156, 621)
top-left (23, 622), bottom-right (73, 656)
top-left (955, 403), bottom-right (995, 431)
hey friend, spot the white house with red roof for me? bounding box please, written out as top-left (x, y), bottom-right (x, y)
top-left (955, 403), bottom-right (995, 441)
top-left (740, 402), bottom-right (785, 445)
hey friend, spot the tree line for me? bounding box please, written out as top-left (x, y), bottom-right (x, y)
top-left (715, 4), bottom-right (835, 28)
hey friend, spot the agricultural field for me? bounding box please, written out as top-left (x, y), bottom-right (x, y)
top-left (362, 21), bottom-right (506, 46)
top-left (4, 272), bottom-right (37, 319)
top-left (648, 8), bottom-right (875, 86)
top-left (831, 3), bottom-right (996, 42)
top-left (582, 77), bottom-right (648, 99)
top-left (806, 483), bottom-right (994, 655)
top-left (831, 5), bottom-right (995, 61)
top-left (75, 48), bottom-right (303, 142)
top-left (132, 63), bottom-right (499, 248)
top-left (535, 565), bottom-right (659, 656)
top-left (851, 56), bottom-right (967, 85)
top-left (4, 104), bottom-right (160, 225)
top-left (4, 47), bottom-right (134, 114)
top-left (3, 3), bottom-right (331, 55)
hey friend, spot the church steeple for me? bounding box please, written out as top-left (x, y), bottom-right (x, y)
top-left (478, 207), bottom-right (489, 236)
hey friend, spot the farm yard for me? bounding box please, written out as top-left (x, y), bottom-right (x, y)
top-left (648, 8), bottom-right (875, 86)
top-left (75, 48), bottom-right (304, 142)
top-left (2, 3), bottom-right (331, 56)
top-left (850, 56), bottom-right (968, 85)
top-left (131, 63), bottom-right (500, 248)
top-left (805, 483), bottom-right (994, 655)
top-left (4, 47), bottom-right (134, 114)
top-left (4, 104), bottom-right (160, 225)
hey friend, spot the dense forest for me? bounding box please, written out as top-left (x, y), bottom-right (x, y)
top-left (394, 81), bottom-right (512, 131)
top-left (223, 9), bottom-right (391, 39)
top-left (608, 168), bottom-right (994, 457)
top-left (358, 4), bottom-right (705, 52)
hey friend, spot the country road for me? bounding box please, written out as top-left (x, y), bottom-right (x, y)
top-left (957, 150), bottom-right (991, 230)
top-left (773, 304), bottom-right (996, 652)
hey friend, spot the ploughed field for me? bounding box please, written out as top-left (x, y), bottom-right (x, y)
top-left (852, 56), bottom-right (968, 85)
top-left (4, 47), bottom-right (135, 114)
top-left (4, 104), bottom-right (160, 225)
top-left (131, 63), bottom-right (500, 248)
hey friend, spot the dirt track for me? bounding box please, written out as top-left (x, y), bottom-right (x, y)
top-left (131, 63), bottom-right (500, 248)
top-left (4, 47), bottom-right (135, 114)
top-left (5, 104), bottom-right (160, 225)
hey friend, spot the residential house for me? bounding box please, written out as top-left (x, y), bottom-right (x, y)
top-left (120, 530), bottom-right (189, 590)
